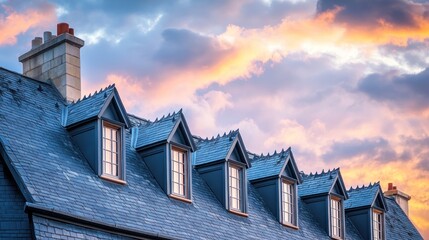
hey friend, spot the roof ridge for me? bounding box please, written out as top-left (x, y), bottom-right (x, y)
top-left (0, 67), bottom-right (52, 86)
top-left (348, 181), bottom-right (380, 192)
top-left (70, 84), bottom-right (115, 105)
top-left (252, 147), bottom-right (290, 160)
top-left (144, 110), bottom-right (181, 125)
top-left (199, 129), bottom-right (238, 143)
top-left (302, 167), bottom-right (339, 178)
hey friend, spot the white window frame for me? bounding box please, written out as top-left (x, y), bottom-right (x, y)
top-left (373, 209), bottom-right (384, 240)
top-left (330, 196), bottom-right (343, 239)
top-left (102, 121), bottom-right (121, 179)
top-left (281, 179), bottom-right (297, 227)
top-left (228, 163), bottom-right (244, 213)
top-left (171, 147), bottom-right (188, 199)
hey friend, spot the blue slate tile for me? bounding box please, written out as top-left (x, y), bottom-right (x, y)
top-left (194, 130), bottom-right (238, 166)
top-left (0, 68), bottom-right (423, 240)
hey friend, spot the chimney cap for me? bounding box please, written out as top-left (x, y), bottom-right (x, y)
top-left (57, 22), bottom-right (70, 36)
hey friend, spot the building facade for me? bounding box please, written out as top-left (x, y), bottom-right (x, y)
top-left (0, 23), bottom-right (424, 240)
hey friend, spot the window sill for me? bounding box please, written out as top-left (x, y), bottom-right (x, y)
top-left (100, 175), bottom-right (127, 185)
top-left (229, 209), bottom-right (248, 217)
top-left (281, 222), bottom-right (299, 230)
top-left (169, 194), bottom-right (192, 203)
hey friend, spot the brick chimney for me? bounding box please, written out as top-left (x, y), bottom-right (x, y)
top-left (18, 23), bottom-right (84, 102)
top-left (384, 183), bottom-right (411, 216)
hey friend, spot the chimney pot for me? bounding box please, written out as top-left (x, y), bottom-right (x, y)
top-left (43, 31), bottom-right (52, 43)
top-left (388, 183), bottom-right (393, 190)
top-left (57, 22), bottom-right (69, 36)
top-left (31, 37), bottom-right (43, 49)
top-left (69, 28), bottom-right (74, 35)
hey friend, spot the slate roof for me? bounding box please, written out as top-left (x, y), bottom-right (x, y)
top-left (299, 168), bottom-right (342, 197)
top-left (248, 148), bottom-right (290, 181)
top-left (65, 85), bottom-right (115, 127)
top-left (385, 197), bottom-right (423, 240)
top-left (194, 130), bottom-right (239, 166)
top-left (0, 67), bottom-right (423, 240)
top-left (135, 110), bottom-right (182, 149)
top-left (0, 68), bottom-right (339, 239)
top-left (345, 182), bottom-right (382, 210)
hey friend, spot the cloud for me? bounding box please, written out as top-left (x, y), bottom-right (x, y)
top-left (154, 29), bottom-right (230, 68)
top-left (357, 68), bottom-right (429, 112)
top-left (402, 136), bottom-right (429, 171)
top-left (316, 0), bottom-right (429, 46)
top-left (317, 0), bottom-right (428, 28)
top-left (0, 3), bottom-right (56, 45)
top-left (322, 138), bottom-right (398, 163)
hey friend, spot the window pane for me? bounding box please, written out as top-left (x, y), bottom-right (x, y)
top-left (112, 129), bottom-right (117, 141)
top-left (112, 163), bottom-right (117, 176)
top-left (112, 140), bottom-right (117, 152)
top-left (106, 163), bottom-right (112, 175)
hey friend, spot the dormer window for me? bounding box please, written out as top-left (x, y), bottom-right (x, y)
top-left (102, 121), bottom-right (121, 178)
top-left (64, 85), bottom-right (130, 184)
top-left (171, 147), bottom-right (187, 197)
top-left (373, 209), bottom-right (384, 240)
top-left (344, 182), bottom-right (388, 240)
top-left (135, 110), bottom-right (196, 202)
top-left (248, 148), bottom-right (301, 227)
top-left (330, 196), bottom-right (343, 239)
top-left (194, 130), bottom-right (250, 215)
top-left (228, 164), bottom-right (243, 212)
top-left (281, 179), bottom-right (297, 227)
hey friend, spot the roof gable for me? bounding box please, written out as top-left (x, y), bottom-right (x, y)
top-left (248, 147), bottom-right (302, 183)
top-left (299, 168), bottom-right (348, 199)
top-left (167, 112), bottom-right (196, 151)
top-left (135, 110), bottom-right (195, 151)
top-left (226, 132), bottom-right (250, 168)
top-left (345, 182), bottom-right (387, 211)
top-left (194, 130), bottom-right (249, 167)
top-left (64, 85), bottom-right (130, 128)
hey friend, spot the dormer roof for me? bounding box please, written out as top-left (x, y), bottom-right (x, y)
top-left (194, 130), bottom-right (250, 168)
top-left (64, 85), bottom-right (131, 128)
top-left (299, 168), bottom-right (349, 199)
top-left (135, 110), bottom-right (196, 151)
top-left (345, 182), bottom-right (387, 211)
top-left (248, 147), bottom-right (302, 183)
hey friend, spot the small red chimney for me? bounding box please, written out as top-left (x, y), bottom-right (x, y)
top-left (57, 23), bottom-right (70, 36)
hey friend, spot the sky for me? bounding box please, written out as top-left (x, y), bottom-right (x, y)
top-left (0, 0), bottom-right (428, 237)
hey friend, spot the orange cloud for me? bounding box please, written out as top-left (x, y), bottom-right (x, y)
top-left (0, 4), bottom-right (55, 45)
top-left (141, 7), bottom-right (429, 108)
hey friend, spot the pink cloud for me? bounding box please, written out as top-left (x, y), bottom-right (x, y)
top-left (0, 3), bottom-right (56, 46)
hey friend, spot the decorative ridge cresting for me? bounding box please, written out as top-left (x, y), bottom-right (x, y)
top-left (69, 84), bottom-right (115, 105)
top-left (198, 129), bottom-right (239, 142)
top-left (348, 181), bottom-right (380, 192)
top-left (301, 167), bottom-right (340, 178)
